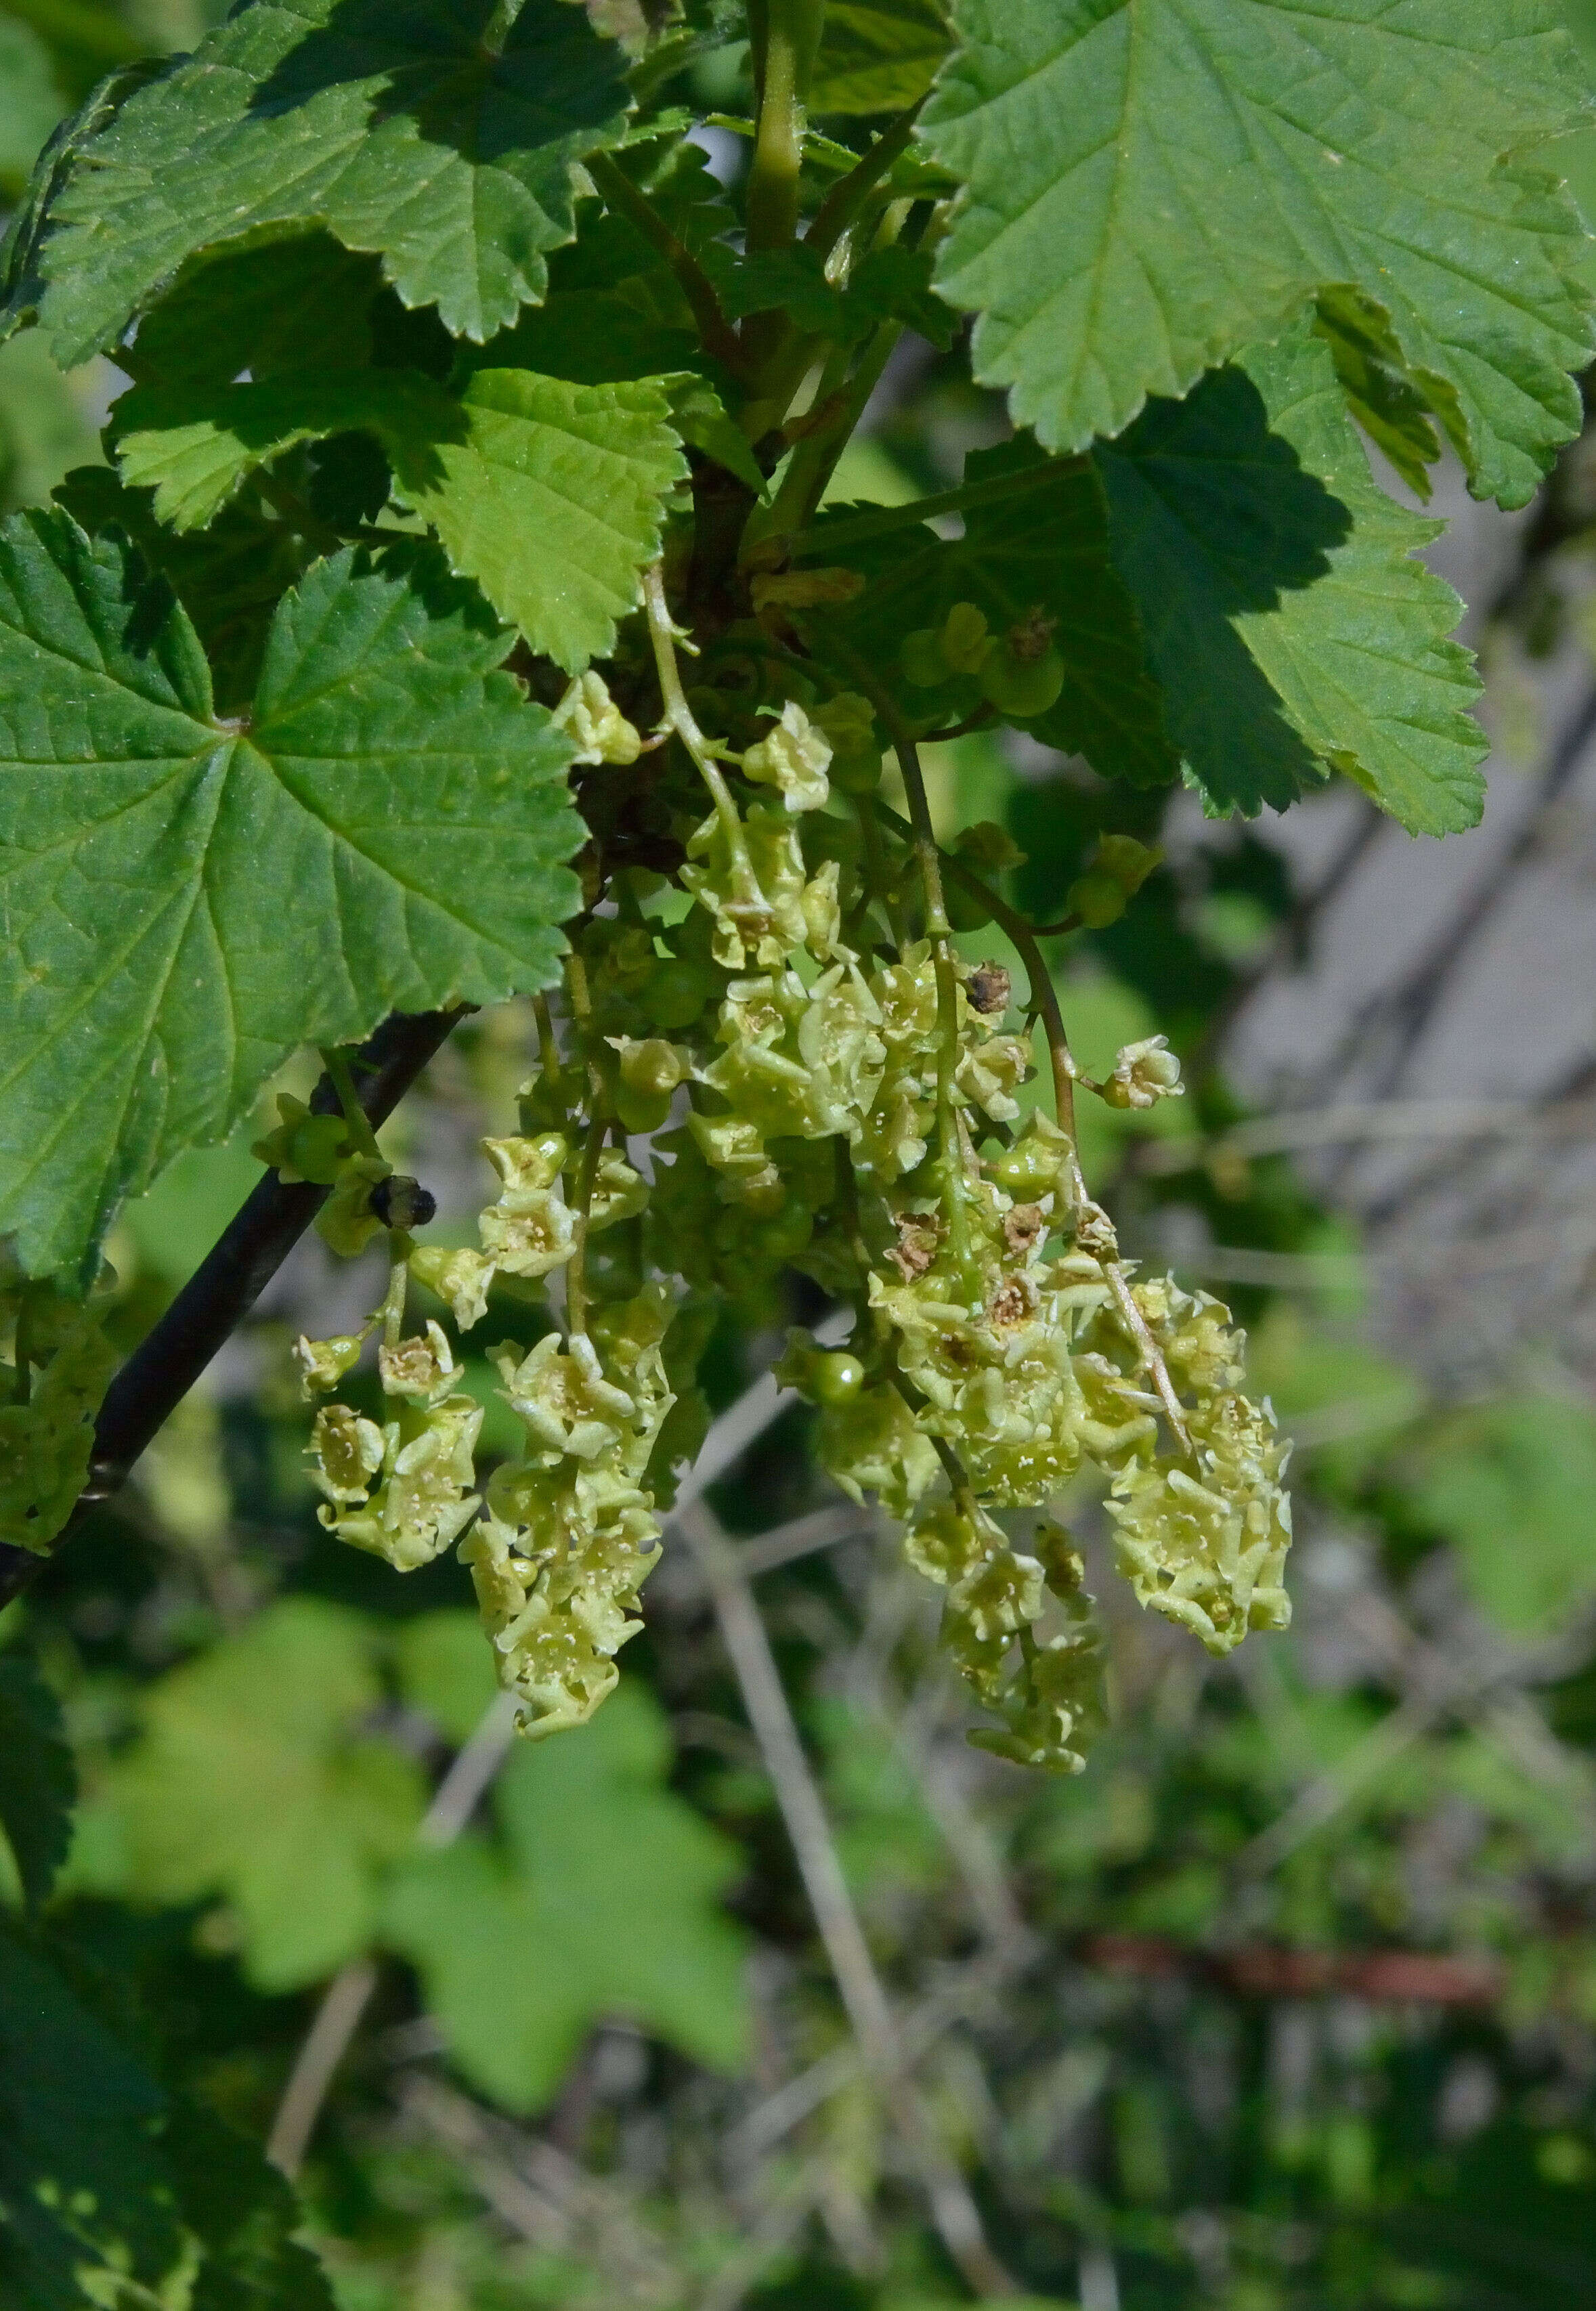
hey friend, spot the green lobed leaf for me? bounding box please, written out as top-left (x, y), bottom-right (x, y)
top-left (385, 1666), bottom-right (750, 2111)
top-left (0, 1922), bottom-right (178, 2308)
top-left (1096, 330), bottom-right (1488, 831)
top-left (1313, 288), bottom-right (1446, 504)
top-left (821, 444), bottom-right (1180, 789)
top-left (114, 365), bottom-right (688, 670)
top-left (811, 0), bottom-right (951, 116)
top-left (922, 0), bottom-right (1596, 506)
top-left (81, 1600), bottom-right (425, 1991)
top-left (54, 463), bottom-right (307, 709)
top-left (18, 0), bottom-right (634, 364)
top-left (0, 1650), bottom-right (75, 1911)
top-left (396, 370), bottom-right (689, 670)
top-left (0, 513), bottom-right (582, 1278)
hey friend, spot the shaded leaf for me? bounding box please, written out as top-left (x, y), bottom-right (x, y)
top-left (922, 0), bottom-right (1596, 506)
top-left (0, 1920), bottom-right (335, 2309)
top-left (812, 0), bottom-right (951, 116)
top-left (133, 232), bottom-right (385, 393)
top-left (83, 1601), bottom-right (425, 1990)
top-left (821, 443), bottom-right (1179, 788)
top-left (385, 1671), bottom-right (749, 2111)
top-left (1314, 288), bottom-right (1445, 504)
top-left (0, 1650), bottom-right (75, 1910)
top-left (18, 0), bottom-right (633, 363)
top-left (0, 513), bottom-right (581, 1279)
top-left (1097, 331), bottom-right (1487, 830)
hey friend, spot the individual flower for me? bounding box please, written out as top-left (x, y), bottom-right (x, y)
top-left (1100, 1033), bottom-right (1185, 1110)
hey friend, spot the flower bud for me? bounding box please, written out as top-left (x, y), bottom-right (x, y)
top-left (293, 1331), bottom-right (367, 1398)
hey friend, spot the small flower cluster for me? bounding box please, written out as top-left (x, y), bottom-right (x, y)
top-left (283, 649), bottom-right (1291, 1773)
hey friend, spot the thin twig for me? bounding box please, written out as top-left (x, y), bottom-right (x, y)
top-left (0, 1008), bottom-right (467, 1614)
top-left (681, 1497), bottom-right (1021, 2299)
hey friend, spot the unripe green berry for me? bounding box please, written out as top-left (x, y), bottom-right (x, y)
top-left (1067, 870), bottom-right (1127, 929)
top-left (901, 628), bottom-right (950, 688)
top-left (620, 1039), bottom-right (685, 1100)
top-left (947, 882), bottom-right (994, 931)
top-left (642, 959), bottom-right (712, 1029)
top-left (811, 1351), bottom-right (866, 1406)
top-left (828, 743), bottom-right (882, 795)
top-left (991, 1140), bottom-right (1063, 1196)
top-left (979, 639), bottom-right (1065, 719)
top-left (940, 601), bottom-right (990, 674)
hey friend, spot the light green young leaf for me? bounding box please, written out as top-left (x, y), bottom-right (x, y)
top-left (82, 1601), bottom-right (425, 1991)
top-left (811, 0), bottom-right (951, 116)
top-left (922, 0), bottom-right (1596, 506)
top-left (18, 0), bottom-right (632, 364)
top-left (0, 513), bottom-right (582, 1278)
top-left (385, 1671), bottom-right (749, 2111)
top-left (116, 366), bottom-right (687, 670)
top-left (395, 370), bottom-right (689, 670)
top-left (1097, 331), bottom-right (1487, 831)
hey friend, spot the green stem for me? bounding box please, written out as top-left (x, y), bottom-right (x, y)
top-left (564, 1115), bottom-right (610, 1343)
top-left (586, 153), bottom-right (748, 380)
top-left (804, 99), bottom-right (926, 262)
top-left (826, 636), bottom-right (974, 1284)
top-left (746, 0), bottom-right (827, 250)
top-left (320, 1047), bottom-right (386, 1161)
top-left (788, 458), bottom-right (1087, 561)
top-left (378, 1248), bottom-right (409, 1350)
top-left (642, 563), bottom-right (758, 897)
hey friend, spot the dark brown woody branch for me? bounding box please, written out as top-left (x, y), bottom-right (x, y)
top-left (0, 1008), bottom-right (467, 1612)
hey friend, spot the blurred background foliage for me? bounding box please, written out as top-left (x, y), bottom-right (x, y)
top-left (6, 4), bottom-right (1596, 2308)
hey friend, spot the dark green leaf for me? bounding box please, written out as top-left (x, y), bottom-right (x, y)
top-left (0, 1922), bottom-right (177, 2308)
top-left (0, 1920), bottom-right (335, 2309)
top-left (811, 0), bottom-right (951, 115)
top-left (1097, 331), bottom-right (1487, 830)
top-left (0, 513), bottom-right (582, 1278)
top-left (18, 0), bottom-right (634, 363)
top-left (53, 464), bottom-right (305, 708)
top-left (922, 0), bottom-right (1596, 506)
top-left (0, 1651), bottom-right (75, 1911)
top-left (132, 234), bottom-right (385, 393)
top-left (1313, 288), bottom-right (1445, 502)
